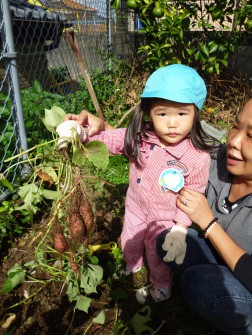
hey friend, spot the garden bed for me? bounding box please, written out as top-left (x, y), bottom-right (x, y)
top-left (0, 181), bottom-right (218, 335)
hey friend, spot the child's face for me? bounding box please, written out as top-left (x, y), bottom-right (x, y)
top-left (150, 99), bottom-right (196, 147)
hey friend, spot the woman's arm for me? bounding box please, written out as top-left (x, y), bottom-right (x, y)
top-left (234, 254), bottom-right (252, 292)
top-left (177, 189), bottom-right (246, 272)
top-left (64, 110), bottom-right (114, 136)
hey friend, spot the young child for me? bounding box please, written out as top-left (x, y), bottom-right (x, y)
top-left (58, 64), bottom-right (213, 303)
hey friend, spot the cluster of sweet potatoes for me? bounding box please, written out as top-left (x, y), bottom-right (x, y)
top-left (53, 197), bottom-right (95, 276)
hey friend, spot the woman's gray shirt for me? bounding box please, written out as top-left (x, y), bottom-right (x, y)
top-left (206, 145), bottom-right (252, 292)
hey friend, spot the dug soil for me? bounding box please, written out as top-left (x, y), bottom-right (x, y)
top-left (0, 183), bottom-right (217, 335)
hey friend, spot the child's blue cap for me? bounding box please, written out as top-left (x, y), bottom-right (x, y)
top-left (141, 64), bottom-right (207, 110)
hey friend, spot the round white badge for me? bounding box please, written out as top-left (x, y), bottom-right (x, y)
top-left (159, 168), bottom-right (184, 193)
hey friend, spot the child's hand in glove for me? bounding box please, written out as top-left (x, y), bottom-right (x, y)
top-left (162, 225), bottom-right (187, 264)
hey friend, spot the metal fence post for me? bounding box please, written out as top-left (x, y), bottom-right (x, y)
top-left (0, 0), bottom-right (29, 202)
top-left (1, 0), bottom-right (28, 153)
top-left (106, 0), bottom-right (112, 71)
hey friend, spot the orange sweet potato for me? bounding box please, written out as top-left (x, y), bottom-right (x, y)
top-left (69, 212), bottom-right (85, 239)
top-left (69, 249), bottom-right (80, 278)
top-left (53, 233), bottom-right (67, 254)
top-left (79, 201), bottom-right (95, 235)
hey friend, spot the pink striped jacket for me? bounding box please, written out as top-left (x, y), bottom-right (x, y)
top-left (89, 128), bottom-right (211, 226)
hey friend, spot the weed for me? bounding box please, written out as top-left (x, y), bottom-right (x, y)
top-left (0, 198), bottom-right (30, 252)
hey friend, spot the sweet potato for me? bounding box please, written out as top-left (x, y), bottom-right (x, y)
top-left (83, 237), bottom-right (89, 248)
top-left (69, 249), bottom-right (80, 278)
top-left (53, 233), bottom-right (67, 254)
top-left (79, 201), bottom-right (95, 235)
top-left (69, 212), bottom-right (85, 240)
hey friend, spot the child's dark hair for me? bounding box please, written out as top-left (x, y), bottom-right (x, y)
top-left (124, 98), bottom-right (216, 166)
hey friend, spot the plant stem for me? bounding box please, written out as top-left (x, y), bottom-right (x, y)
top-left (4, 138), bottom-right (59, 163)
top-left (3, 157), bottom-right (36, 175)
top-left (151, 319), bottom-right (166, 335)
top-left (25, 277), bottom-right (48, 284)
top-left (30, 185), bottom-right (76, 249)
top-left (116, 102), bottom-right (140, 127)
top-left (82, 175), bottom-right (115, 187)
top-left (1, 280), bottom-right (52, 312)
top-left (38, 262), bottom-right (66, 279)
top-left (65, 307), bottom-right (75, 335)
top-left (82, 320), bottom-right (93, 335)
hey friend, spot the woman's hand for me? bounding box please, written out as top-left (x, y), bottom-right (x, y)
top-left (177, 189), bottom-right (214, 230)
top-left (178, 188), bottom-right (247, 272)
top-left (64, 110), bottom-right (105, 136)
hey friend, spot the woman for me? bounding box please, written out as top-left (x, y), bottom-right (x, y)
top-left (157, 98), bottom-right (252, 334)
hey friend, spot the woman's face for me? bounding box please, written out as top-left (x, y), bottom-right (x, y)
top-left (226, 99), bottom-right (252, 179)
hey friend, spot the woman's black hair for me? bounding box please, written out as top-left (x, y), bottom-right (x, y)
top-left (124, 98), bottom-right (216, 166)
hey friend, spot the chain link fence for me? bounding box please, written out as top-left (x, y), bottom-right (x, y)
top-left (0, 0), bottom-right (137, 200)
top-left (1, 0), bottom-right (251, 202)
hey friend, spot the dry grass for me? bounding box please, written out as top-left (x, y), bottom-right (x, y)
top-left (203, 71), bottom-right (252, 131)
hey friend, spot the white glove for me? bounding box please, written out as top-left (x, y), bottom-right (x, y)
top-left (56, 120), bottom-right (87, 148)
top-left (162, 225), bottom-right (187, 265)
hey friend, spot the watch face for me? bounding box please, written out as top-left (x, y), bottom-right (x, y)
top-left (159, 168), bottom-right (184, 193)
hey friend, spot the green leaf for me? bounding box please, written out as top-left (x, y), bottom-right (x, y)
top-left (195, 50), bottom-right (201, 61)
top-left (90, 255), bottom-right (99, 265)
top-left (72, 142), bottom-right (109, 170)
top-left (0, 174), bottom-right (13, 192)
top-left (36, 250), bottom-right (45, 263)
top-left (16, 183), bottom-right (43, 220)
top-left (85, 141), bottom-right (110, 171)
top-left (208, 56), bottom-right (216, 62)
top-left (131, 305), bottom-right (154, 335)
top-left (75, 295), bottom-right (92, 313)
top-left (93, 310), bottom-right (105, 324)
top-left (214, 62), bottom-right (220, 74)
top-left (18, 184), bottom-right (43, 205)
top-left (33, 80), bottom-right (43, 93)
top-left (200, 44), bottom-right (209, 57)
top-left (2, 264), bottom-right (26, 293)
top-left (110, 0), bottom-right (120, 9)
top-left (220, 59), bottom-right (228, 66)
top-left (66, 281), bottom-right (80, 302)
top-left (42, 105), bottom-right (66, 132)
top-left (72, 147), bottom-right (88, 167)
top-left (80, 264), bottom-right (103, 294)
top-left (42, 189), bottom-right (62, 201)
top-left (24, 260), bottom-right (38, 270)
top-left (186, 48), bottom-right (196, 56)
top-left (208, 42), bottom-right (218, 53)
top-left (15, 202), bottom-right (36, 220)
